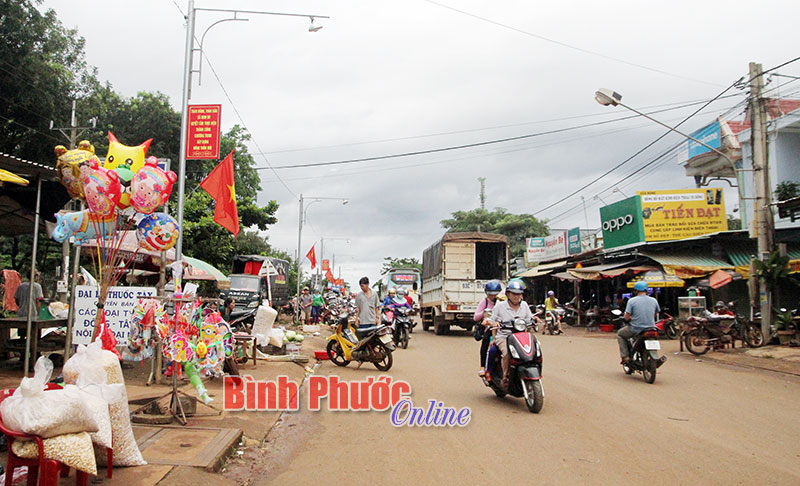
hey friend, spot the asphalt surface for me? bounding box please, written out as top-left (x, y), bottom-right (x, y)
top-left (256, 327), bottom-right (800, 485)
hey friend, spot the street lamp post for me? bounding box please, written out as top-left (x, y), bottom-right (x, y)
top-left (174, 1), bottom-right (329, 261)
top-left (295, 195), bottom-right (348, 321)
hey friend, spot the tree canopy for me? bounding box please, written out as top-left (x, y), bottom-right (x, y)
top-left (381, 257), bottom-right (422, 275)
top-left (441, 208), bottom-right (549, 257)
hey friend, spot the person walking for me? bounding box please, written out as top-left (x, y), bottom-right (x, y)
top-left (299, 287), bottom-right (313, 325)
top-left (15, 271), bottom-right (43, 319)
top-left (311, 288), bottom-right (325, 324)
top-left (354, 276), bottom-right (380, 329)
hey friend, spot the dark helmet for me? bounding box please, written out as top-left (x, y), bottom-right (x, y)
top-left (484, 280), bottom-right (502, 295)
top-left (506, 278), bottom-right (526, 294)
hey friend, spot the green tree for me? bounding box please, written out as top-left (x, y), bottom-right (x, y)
top-left (381, 257), bottom-right (422, 275)
top-left (727, 215), bottom-right (741, 230)
top-left (440, 208), bottom-right (549, 257)
top-left (775, 181), bottom-right (800, 202)
top-left (0, 0), bottom-right (98, 162)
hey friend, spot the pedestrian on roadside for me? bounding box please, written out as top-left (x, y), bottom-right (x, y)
top-left (617, 281), bottom-right (659, 365)
top-left (221, 298), bottom-right (235, 321)
top-left (299, 287), bottom-right (313, 325)
top-left (354, 276), bottom-right (380, 329)
top-left (15, 270), bottom-right (43, 319)
top-left (311, 288), bottom-right (325, 324)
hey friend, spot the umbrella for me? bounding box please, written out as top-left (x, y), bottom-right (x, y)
top-left (183, 256), bottom-right (231, 288)
top-left (627, 270), bottom-right (685, 288)
top-left (695, 269), bottom-right (743, 289)
top-left (0, 169), bottom-right (29, 185)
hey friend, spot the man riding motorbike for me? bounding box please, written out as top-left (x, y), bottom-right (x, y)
top-left (474, 280), bottom-right (502, 378)
top-left (486, 278), bottom-right (533, 390)
top-left (544, 290), bottom-right (564, 334)
top-left (617, 281), bottom-right (659, 365)
top-left (382, 288), bottom-right (397, 308)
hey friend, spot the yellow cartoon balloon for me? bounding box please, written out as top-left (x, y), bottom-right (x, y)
top-left (55, 141), bottom-right (99, 200)
top-left (104, 132), bottom-right (152, 208)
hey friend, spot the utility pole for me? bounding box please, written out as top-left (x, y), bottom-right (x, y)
top-left (50, 100), bottom-right (96, 304)
top-left (478, 177), bottom-right (486, 209)
top-left (749, 62), bottom-right (774, 339)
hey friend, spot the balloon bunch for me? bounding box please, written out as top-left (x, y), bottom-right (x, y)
top-left (53, 133), bottom-right (179, 347)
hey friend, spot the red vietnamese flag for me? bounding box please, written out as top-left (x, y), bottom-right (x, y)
top-left (306, 245), bottom-right (317, 269)
top-left (325, 268), bottom-right (334, 283)
top-left (200, 150), bottom-right (239, 236)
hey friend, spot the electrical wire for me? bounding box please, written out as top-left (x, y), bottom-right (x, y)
top-left (422, 0), bottom-right (721, 88)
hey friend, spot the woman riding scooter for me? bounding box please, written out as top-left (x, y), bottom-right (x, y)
top-left (486, 279), bottom-right (533, 390)
top-left (544, 290), bottom-right (564, 334)
top-left (474, 280), bottom-right (502, 378)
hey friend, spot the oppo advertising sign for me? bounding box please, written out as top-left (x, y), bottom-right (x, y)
top-left (599, 196), bottom-right (645, 249)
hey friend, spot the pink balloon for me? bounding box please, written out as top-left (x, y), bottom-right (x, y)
top-left (130, 156), bottom-right (178, 214)
top-left (83, 162), bottom-right (122, 216)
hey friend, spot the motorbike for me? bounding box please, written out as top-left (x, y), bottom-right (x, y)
top-left (482, 318), bottom-right (544, 413)
top-left (387, 306), bottom-right (412, 349)
top-left (684, 306), bottom-right (764, 356)
top-left (543, 307), bottom-right (564, 335)
top-left (326, 312), bottom-right (395, 370)
top-left (228, 307), bottom-right (257, 334)
top-left (613, 309), bottom-right (666, 384)
top-left (655, 311), bottom-right (678, 340)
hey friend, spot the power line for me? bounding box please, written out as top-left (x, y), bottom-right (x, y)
top-left (422, 0), bottom-right (722, 88)
top-left (247, 96), bottom-right (745, 172)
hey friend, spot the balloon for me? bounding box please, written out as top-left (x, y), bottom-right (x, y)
top-left (103, 132), bottom-right (152, 209)
top-left (55, 141), bottom-right (99, 199)
top-left (52, 209), bottom-right (117, 244)
top-left (136, 213), bottom-right (179, 251)
top-left (168, 330), bottom-right (193, 363)
top-left (84, 162), bottom-right (122, 216)
top-left (130, 156), bottom-right (177, 214)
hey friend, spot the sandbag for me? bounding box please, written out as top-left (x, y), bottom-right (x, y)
top-left (252, 304), bottom-right (277, 346)
top-left (12, 432), bottom-right (97, 475)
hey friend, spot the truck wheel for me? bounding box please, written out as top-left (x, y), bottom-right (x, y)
top-left (422, 320), bottom-right (431, 331)
top-left (434, 321), bottom-right (449, 335)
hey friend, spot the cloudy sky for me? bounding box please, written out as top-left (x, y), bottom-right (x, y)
top-left (43, 0), bottom-right (800, 286)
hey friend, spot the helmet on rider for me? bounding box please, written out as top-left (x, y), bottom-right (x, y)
top-left (397, 288), bottom-right (406, 297)
top-left (547, 290), bottom-right (555, 297)
top-left (506, 278), bottom-right (526, 295)
top-left (714, 300), bottom-right (727, 310)
top-left (484, 280), bottom-right (502, 295)
top-left (388, 288), bottom-right (396, 295)
top-left (633, 281), bottom-right (649, 292)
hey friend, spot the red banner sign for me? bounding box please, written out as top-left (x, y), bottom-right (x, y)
top-left (186, 104), bottom-right (221, 160)
top-left (322, 259), bottom-right (330, 271)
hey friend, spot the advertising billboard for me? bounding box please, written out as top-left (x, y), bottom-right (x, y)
top-left (599, 196), bottom-right (645, 249)
top-left (186, 104), bottom-right (221, 160)
top-left (526, 232), bottom-right (567, 263)
top-left (567, 227), bottom-right (582, 255)
top-left (687, 121), bottom-right (721, 159)
top-left (637, 189), bottom-right (727, 241)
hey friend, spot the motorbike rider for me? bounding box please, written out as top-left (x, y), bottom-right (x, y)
top-left (544, 290), bottom-right (564, 334)
top-left (382, 288), bottom-right (398, 308)
top-left (617, 281), bottom-right (660, 365)
top-left (474, 280), bottom-right (502, 378)
top-left (392, 289), bottom-right (412, 309)
top-left (486, 278), bottom-right (533, 390)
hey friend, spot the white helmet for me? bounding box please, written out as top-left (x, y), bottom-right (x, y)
top-left (397, 288), bottom-right (406, 297)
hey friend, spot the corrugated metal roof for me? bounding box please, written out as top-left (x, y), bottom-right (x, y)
top-left (641, 252), bottom-right (732, 268)
top-left (727, 243), bottom-right (800, 267)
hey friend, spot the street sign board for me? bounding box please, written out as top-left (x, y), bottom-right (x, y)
top-left (637, 188), bottom-right (726, 241)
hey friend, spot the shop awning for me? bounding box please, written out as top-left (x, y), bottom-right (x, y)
top-left (640, 252), bottom-right (733, 278)
top-left (551, 271), bottom-right (580, 281)
top-left (726, 243), bottom-right (800, 277)
top-left (567, 260), bottom-right (637, 280)
top-left (184, 256), bottom-right (231, 289)
top-left (627, 270), bottom-right (685, 288)
top-left (515, 260), bottom-right (568, 278)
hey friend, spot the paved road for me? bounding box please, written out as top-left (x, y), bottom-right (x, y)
top-left (256, 328), bottom-right (800, 485)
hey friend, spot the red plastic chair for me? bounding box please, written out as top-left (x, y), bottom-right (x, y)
top-left (0, 386), bottom-right (89, 486)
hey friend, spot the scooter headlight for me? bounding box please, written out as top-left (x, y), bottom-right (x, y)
top-left (513, 318), bottom-right (527, 332)
top-left (509, 345), bottom-right (520, 359)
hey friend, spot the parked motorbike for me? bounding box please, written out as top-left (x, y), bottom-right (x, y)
top-left (611, 309), bottom-right (666, 384)
top-left (655, 311), bottom-right (678, 340)
top-left (684, 306), bottom-right (764, 355)
top-left (228, 307), bottom-right (257, 334)
top-left (326, 312), bottom-right (395, 370)
top-left (482, 318), bottom-right (544, 413)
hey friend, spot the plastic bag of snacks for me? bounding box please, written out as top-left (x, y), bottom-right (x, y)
top-left (12, 432), bottom-right (97, 475)
top-left (63, 342), bottom-right (147, 466)
top-left (0, 357), bottom-right (99, 438)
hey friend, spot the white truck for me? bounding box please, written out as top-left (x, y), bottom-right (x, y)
top-left (421, 232), bottom-right (509, 335)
